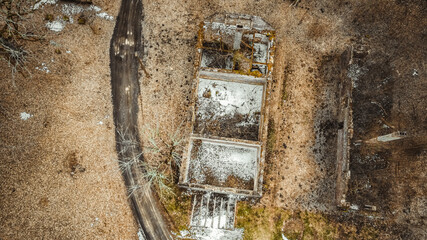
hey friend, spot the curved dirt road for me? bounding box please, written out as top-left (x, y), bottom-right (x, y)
top-left (110, 0), bottom-right (172, 239)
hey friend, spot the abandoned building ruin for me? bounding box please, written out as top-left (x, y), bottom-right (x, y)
top-left (177, 14), bottom-right (275, 239)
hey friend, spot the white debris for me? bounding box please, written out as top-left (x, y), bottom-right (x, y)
top-left (20, 112), bottom-right (33, 120)
top-left (46, 20), bottom-right (65, 32)
top-left (66, 50), bottom-right (71, 54)
top-left (33, 0), bottom-right (57, 10)
top-left (97, 121), bottom-right (103, 125)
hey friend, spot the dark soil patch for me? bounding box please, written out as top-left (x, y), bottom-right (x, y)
top-left (66, 151), bottom-right (86, 176)
top-left (193, 112), bottom-right (260, 141)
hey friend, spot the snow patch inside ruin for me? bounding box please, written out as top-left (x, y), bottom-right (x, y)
top-left (188, 227), bottom-right (244, 240)
top-left (188, 138), bottom-right (259, 190)
top-left (196, 78), bottom-right (263, 126)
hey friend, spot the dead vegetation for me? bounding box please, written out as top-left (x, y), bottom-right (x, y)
top-left (115, 124), bottom-right (184, 199)
top-left (0, 0), bottom-right (42, 83)
top-left (236, 201), bottom-right (382, 240)
top-left (128, 123), bottom-right (197, 232)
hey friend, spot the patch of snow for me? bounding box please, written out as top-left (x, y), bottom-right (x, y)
top-left (96, 12), bottom-right (114, 21)
top-left (137, 228), bottom-right (147, 240)
top-left (88, 5), bottom-right (101, 12)
top-left (61, 3), bottom-right (83, 24)
top-left (61, 3), bottom-right (84, 16)
top-left (347, 64), bottom-right (368, 88)
top-left (189, 227), bottom-right (243, 240)
top-left (20, 112), bottom-right (33, 120)
top-left (46, 20), bottom-right (65, 32)
top-left (190, 193), bottom-right (237, 228)
top-left (180, 230), bottom-right (190, 237)
top-left (33, 0), bottom-right (57, 10)
top-left (253, 42), bottom-right (268, 63)
top-left (189, 139), bottom-right (258, 185)
top-left (37, 1), bottom-right (113, 31)
top-left (35, 62), bottom-right (50, 73)
top-left (205, 215), bottom-right (224, 229)
top-left (350, 204), bottom-right (359, 211)
top-left (205, 22), bottom-right (242, 36)
top-left (196, 78), bottom-right (263, 126)
top-left (61, 3), bottom-right (113, 22)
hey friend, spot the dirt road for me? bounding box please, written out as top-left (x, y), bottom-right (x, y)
top-left (110, 0), bottom-right (172, 239)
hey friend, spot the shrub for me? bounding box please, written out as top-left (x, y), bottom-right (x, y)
top-left (0, 0), bottom-right (42, 84)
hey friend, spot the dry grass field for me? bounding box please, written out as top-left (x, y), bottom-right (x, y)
top-left (1, 0), bottom-right (425, 239)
